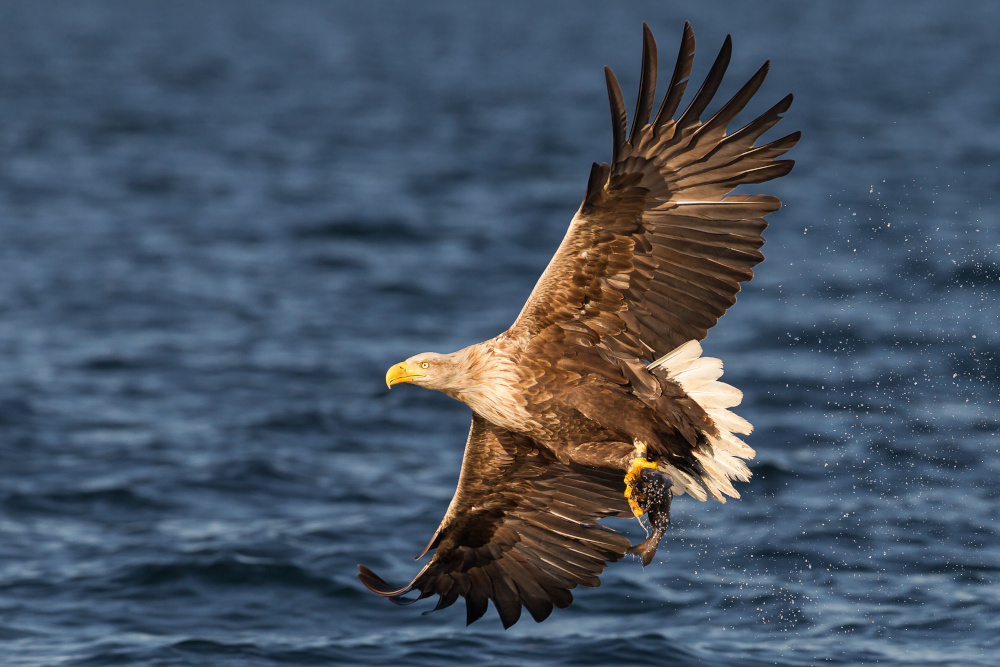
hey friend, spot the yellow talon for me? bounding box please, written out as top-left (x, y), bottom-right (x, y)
top-left (625, 456), bottom-right (657, 485)
top-left (624, 457), bottom-right (658, 518)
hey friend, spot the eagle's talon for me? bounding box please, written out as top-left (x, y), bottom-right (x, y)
top-left (624, 456), bottom-right (659, 518)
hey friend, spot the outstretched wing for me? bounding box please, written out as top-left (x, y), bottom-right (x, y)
top-left (357, 416), bottom-right (632, 628)
top-left (510, 23), bottom-right (798, 363)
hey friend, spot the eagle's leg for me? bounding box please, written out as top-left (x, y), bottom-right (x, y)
top-left (624, 456), bottom-right (673, 566)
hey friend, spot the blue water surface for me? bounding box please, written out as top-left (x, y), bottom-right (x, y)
top-left (1, 1), bottom-right (998, 665)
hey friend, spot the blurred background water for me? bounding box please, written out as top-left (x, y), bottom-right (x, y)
top-left (1, 1), bottom-right (998, 665)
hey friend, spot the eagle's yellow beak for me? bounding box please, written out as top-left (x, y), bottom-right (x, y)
top-left (386, 362), bottom-right (424, 388)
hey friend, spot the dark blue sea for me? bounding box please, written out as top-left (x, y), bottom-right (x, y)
top-left (2, 1), bottom-right (998, 665)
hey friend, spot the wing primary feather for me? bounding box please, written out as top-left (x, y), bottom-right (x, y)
top-left (725, 93), bottom-right (794, 145)
top-left (717, 160), bottom-right (795, 187)
top-left (425, 584), bottom-right (460, 614)
top-left (628, 22), bottom-right (658, 146)
top-left (584, 162), bottom-right (610, 208)
top-left (675, 130), bottom-right (801, 187)
top-left (356, 564), bottom-right (401, 595)
top-left (676, 34), bottom-right (732, 128)
top-left (652, 21), bottom-right (695, 130)
top-left (697, 60), bottom-right (770, 138)
top-left (763, 130), bottom-right (803, 153)
top-left (604, 66), bottom-right (627, 167)
top-left (357, 564), bottom-right (421, 604)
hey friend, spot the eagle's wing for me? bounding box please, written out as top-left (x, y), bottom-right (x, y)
top-left (509, 23), bottom-right (798, 362)
top-left (357, 416), bottom-right (632, 628)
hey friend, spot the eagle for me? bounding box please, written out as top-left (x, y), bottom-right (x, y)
top-left (358, 22), bottom-right (798, 628)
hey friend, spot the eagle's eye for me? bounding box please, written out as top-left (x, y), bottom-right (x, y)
top-left (420, 361), bottom-right (430, 369)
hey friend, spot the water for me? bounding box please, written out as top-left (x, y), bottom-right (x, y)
top-left (1, 2), bottom-right (998, 665)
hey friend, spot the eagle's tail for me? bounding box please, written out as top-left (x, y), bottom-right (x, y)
top-left (647, 340), bottom-right (756, 502)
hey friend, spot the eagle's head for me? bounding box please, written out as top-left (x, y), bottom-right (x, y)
top-left (384, 344), bottom-right (527, 431)
top-left (385, 352), bottom-right (461, 392)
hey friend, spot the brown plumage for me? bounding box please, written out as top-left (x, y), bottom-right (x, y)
top-left (359, 22), bottom-right (798, 628)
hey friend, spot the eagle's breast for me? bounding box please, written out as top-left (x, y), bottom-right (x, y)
top-left (447, 343), bottom-right (536, 433)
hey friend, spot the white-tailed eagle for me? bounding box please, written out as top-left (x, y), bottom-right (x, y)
top-left (358, 22), bottom-right (798, 628)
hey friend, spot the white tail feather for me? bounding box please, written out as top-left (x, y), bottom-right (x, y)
top-left (713, 430), bottom-right (756, 458)
top-left (673, 357), bottom-right (724, 391)
top-left (649, 340), bottom-right (756, 503)
top-left (692, 449), bottom-right (739, 500)
top-left (661, 464), bottom-right (708, 501)
top-left (689, 381), bottom-right (743, 409)
top-left (706, 408), bottom-right (753, 435)
top-left (708, 448), bottom-right (753, 481)
top-left (647, 339), bottom-right (703, 374)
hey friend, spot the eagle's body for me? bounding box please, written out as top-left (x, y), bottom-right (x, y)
top-left (359, 23), bottom-right (798, 628)
top-left (451, 333), bottom-right (712, 473)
